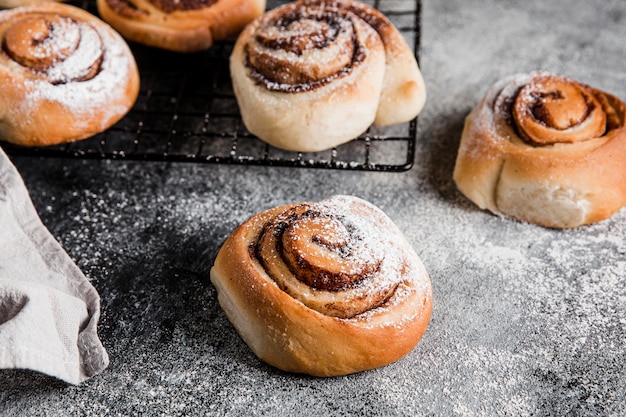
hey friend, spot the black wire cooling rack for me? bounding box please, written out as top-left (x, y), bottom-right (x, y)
top-left (2, 0), bottom-right (422, 171)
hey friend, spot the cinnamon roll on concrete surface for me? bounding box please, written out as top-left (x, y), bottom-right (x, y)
top-left (453, 71), bottom-right (626, 228)
top-left (0, 3), bottom-right (139, 146)
top-left (210, 195), bottom-right (432, 377)
top-left (230, 0), bottom-right (426, 152)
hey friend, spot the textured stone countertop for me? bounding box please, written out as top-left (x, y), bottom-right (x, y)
top-left (2, 0), bottom-right (625, 415)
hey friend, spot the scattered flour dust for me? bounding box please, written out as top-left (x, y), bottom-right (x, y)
top-left (404, 199), bottom-right (626, 414)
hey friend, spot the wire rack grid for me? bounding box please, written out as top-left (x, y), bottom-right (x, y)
top-left (2, 0), bottom-right (422, 172)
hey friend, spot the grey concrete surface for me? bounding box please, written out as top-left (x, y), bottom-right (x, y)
top-left (2, 0), bottom-right (625, 415)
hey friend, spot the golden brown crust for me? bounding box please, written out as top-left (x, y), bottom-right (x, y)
top-left (453, 71), bottom-right (626, 228)
top-left (229, 0), bottom-right (426, 152)
top-left (210, 195), bottom-right (432, 377)
top-left (0, 3), bottom-right (139, 147)
top-left (0, 0), bottom-right (65, 9)
top-left (96, 0), bottom-right (266, 52)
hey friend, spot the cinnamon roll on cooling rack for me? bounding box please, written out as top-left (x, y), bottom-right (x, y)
top-left (0, 0), bottom-right (64, 8)
top-left (453, 71), bottom-right (626, 228)
top-left (0, 3), bottom-right (139, 146)
top-left (230, 0), bottom-right (426, 152)
top-left (97, 0), bottom-right (266, 52)
top-left (210, 195), bottom-right (432, 376)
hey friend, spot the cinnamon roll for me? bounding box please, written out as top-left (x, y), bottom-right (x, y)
top-left (230, 0), bottom-right (426, 152)
top-left (0, 3), bottom-right (139, 147)
top-left (210, 195), bottom-right (432, 376)
top-left (0, 0), bottom-right (64, 9)
top-left (453, 71), bottom-right (626, 228)
top-left (97, 0), bottom-right (266, 52)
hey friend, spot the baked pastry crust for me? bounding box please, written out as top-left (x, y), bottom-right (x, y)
top-left (0, 0), bottom-right (65, 9)
top-left (97, 0), bottom-right (266, 52)
top-left (453, 71), bottom-right (626, 228)
top-left (210, 195), bottom-right (432, 377)
top-left (328, 0), bottom-right (426, 126)
top-left (229, 0), bottom-right (426, 152)
top-left (0, 3), bottom-right (139, 147)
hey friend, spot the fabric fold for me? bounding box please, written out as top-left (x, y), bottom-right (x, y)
top-left (0, 147), bottom-right (108, 384)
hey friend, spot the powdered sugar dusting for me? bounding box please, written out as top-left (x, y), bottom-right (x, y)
top-left (12, 13), bottom-right (134, 128)
top-left (245, 1), bottom-right (374, 94)
top-left (45, 22), bottom-right (102, 84)
top-left (465, 72), bottom-right (537, 157)
top-left (318, 195), bottom-right (414, 290)
top-left (27, 17), bottom-right (80, 62)
top-left (254, 195), bottom-right (430, 320)
top-left (462, 70), bottom-right (591, 158)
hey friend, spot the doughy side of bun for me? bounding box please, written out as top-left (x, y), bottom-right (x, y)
top-left (229, 0), bottom-right (426, 152)
top-left (453, 71), bottom-right (626, 228)
top-left (0, 3), bottom-right (139, 146)
top-left (210, 196), bottom-right (432, 377)
top-left (229, 8), bottom-right (385, 152)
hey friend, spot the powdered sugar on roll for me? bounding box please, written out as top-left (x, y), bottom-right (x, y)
top-left (0, 3), bottom-right (140, 147)
top-left (453, 71), bottom-right (626, 228)
top-left (230, 0), bottom-right (426, 152)
top-left (210, 195), bottom-right (432, 376)
top-left (253, 195), bottom-right (428, 319)
top-left (23, 21), bottom-right (132, 129)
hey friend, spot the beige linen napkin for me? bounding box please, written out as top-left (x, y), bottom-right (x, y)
top-left (0, 147), bottom-right (108, 384)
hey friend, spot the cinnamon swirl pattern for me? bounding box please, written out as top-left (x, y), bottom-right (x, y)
top-left (230, 0), bottom-right (426, 152)
top-left (0, 3), bottom-right (139, 147)
top-left (453, 71), bottom-right (626, 228)
top-left (97, 0), bottom-right (266, 52)
top-left (210, 195), bottom-right (432, 376)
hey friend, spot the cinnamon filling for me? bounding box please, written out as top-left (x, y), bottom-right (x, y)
top-left (2, 15), bottom-right (104, 84)
top-left (106, 0), bottom-right (218, 15)
top-left (245, 4), bottom-right (367, 93)
top-left (3, 16), bottom-right (79, 72)
top-left (256, 19), bottom-right (335, 55)
top-left (314, 0), bottom-right (393, 44)
top-left (275, 209), bottom-right (381, 291)
top-left (104, 0), bottom-right (148, 18)
top-left (147, 0), bottom-right (218, 13)
top-left (511, 75), bottom-right (608, 145)
top-left (252, 201), bottom-right (397, 319)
